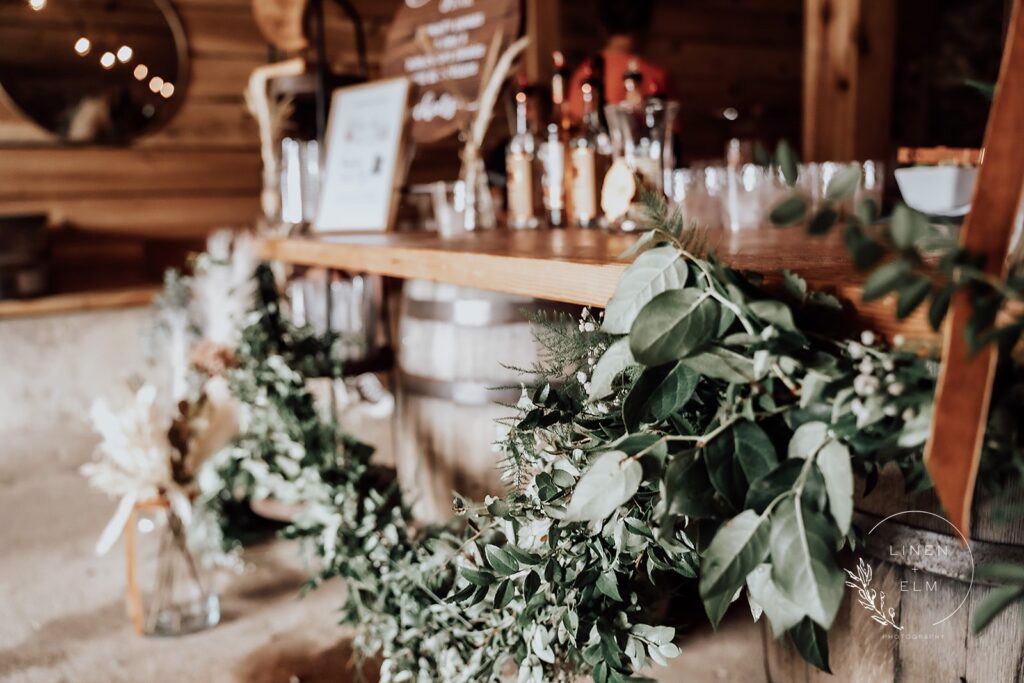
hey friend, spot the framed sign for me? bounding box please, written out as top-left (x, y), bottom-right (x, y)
top-left (382, 0), bottom-right (520, 144)
top-left (315, 77), bottom-right (410, 232)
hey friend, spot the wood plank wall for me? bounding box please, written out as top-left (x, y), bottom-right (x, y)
top-left (0, 0), bottom-right (399, 291)
top-left (559, 0), bottom-right (804, 162)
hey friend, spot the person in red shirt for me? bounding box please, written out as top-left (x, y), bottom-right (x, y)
top-left (567, 0), bottom-right (670, 120)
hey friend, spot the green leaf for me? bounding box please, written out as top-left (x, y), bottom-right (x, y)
top-left (856, 197), bottom-right (879, 223)
top-left (629, 288), bottom-right (719, 366)
top-left (775, 140), bottom-right (799, 188)
top-left (733, 420), bottom-right (778, 481)
top-left (753, 141), bottom-right (771, 167)
top-left (493, 579), bottom-right (515, 609)
top-left (596, 571), bottom-right (623, 601)
top-left (896, 276), bottom-right (932, 319)
top-left (746, 564), bottom-right (805, 637)
top-left (588, 337), bottom-right (636, 401)
top-left (770, 498), bottom-right (844, 628)
top-left (789, 617), bottom-right (831, 673)
top-left (787, 422), bottom-right (829, 459)
top-left (704, 432), bottom-right (748, 511)
top-left (769, 195), bottom-right (808, 226)
top-left (665, 451), bottom-right (719, 518)
top-left (619, 229), bottom-right (658, 259)
top-left (749, 300), bottom-right (796, 331)
top-left (699, 510), bottom-right (771, 626)
top-left (603, 246), bottom-right (689, 334)
top-left (825, 165), bottom-right (861, 202)
top-left (977, 563), bottom-right (1024, 583)
top-left (564, 451), bottom-right (643, 523)
top-left (746, 459), bottom-right (802, 513)
top-left (807, 207), bottom-right (838, 236)
top-left (485, 544), bottom-right (520, 576)
top-left (680, 347), bottom-right (755, 383)
top-left (929, 285), bottom-right (954, 330)
top-left (973, 584), bottom-right (1024, 633)
top-left (816, 440), bottom-right (853, 535)
top-left (862, 260), bottom-right (911, 301)
top-left (460, 567), bottom-right (495, 587)
top-left (622, 362), bottom-right (698, 431)
top-left (890, 204), bottom-right (929, 249)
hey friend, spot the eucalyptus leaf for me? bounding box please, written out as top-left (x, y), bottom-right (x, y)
top-left (681, 347), bottom-right (755, 383)
top-left (749, 300), bottom-right (797, 331)
top-left (623, 362), bottom-right (698, 431)
top-left (789, 617), bottom-right (831, 673)
top-left (807, 207), bottom-right (838, 236)
top-left (890, 203), bottom-right (930, 249)
top-left (699, 510), bottom-right (770, 626)
top-left (596, 571), bottom-right (623, 601)
top-left (770, 498), bottom-right (844, 627)
top-left (862, 260), bottom-right (911, 301)
top-left (732, 420), bottom-right (778, 481)
top-left (897, 276), bottom-right (932, 319)
top-left (769, 195), bottom-right (808, 226)
top-left (630, 289), bottom-right (719, 366)
top-left (704, 433), bottom-right (748, 511)
top-left (746, 564), bottom-right (805, 637)
top-left (665, 451), bottom-right (719, 518)
top-left (775, 140), bottom-right (799, 188)
top-left (564, 451), bottom-right (643, 522)
top-left (746, 460), bottom-right (802, 513)
top-left (816, 440), bottom-right (853, 534)
top-left (824, 165), bottom-right (861, 202)
top-left (973, 584), bottom-right (1024, 633)
top-left (588, 337), bottom-right (636, 401)
top-left (603, 246), bottom-right (689, 334)
top-left (787, 422), bottom-right (829, 459)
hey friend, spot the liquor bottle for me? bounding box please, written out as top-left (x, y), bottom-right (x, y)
top-left (506, 89), bottom-right (539, 229)
top-left (570, 82), bottom-right (603, 227)
top-left (538, 52), bottom-right (572, 227)
top-left (623, 58), bottom-right (644, 110)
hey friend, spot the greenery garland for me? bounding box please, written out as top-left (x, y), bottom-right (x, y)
top-left (185, 152), bottom-right (1024, 680)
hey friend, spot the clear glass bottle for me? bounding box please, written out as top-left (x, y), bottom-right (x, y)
top-left (539, 52), bottom-right (572, 227)
top-left (506, 89), bottom-right (539, 229)
top-left (129, 499), bottom-right (219, 637)
top-left (570, 82), bottom-right (602, 228)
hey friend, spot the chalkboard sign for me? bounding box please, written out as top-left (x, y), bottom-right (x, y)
top-left (382, 0), bottom-right (521, 144)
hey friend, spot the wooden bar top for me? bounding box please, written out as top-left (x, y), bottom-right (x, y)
top-left (0, 286), bottom-right (158, 319)
top-left (260, 228), bottom-right (934, 342)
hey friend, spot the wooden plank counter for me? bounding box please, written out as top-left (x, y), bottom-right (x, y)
top-left (0, 286), bottom-right (159, 319)
top-left (260, 228), bottom-right (935, 342)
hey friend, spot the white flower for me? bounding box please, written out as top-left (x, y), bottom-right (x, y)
top-left (859, 358), bottom-right (875, 375)
top-left (848, 342), bottom-right (864, 359)
top-left (893, 334), bottom-right (906, 348)
top-left (888, 381), bottom-right (905, 396)
top-left (854, 374), bottom-right (880, 396)
top-left (860, 330), bottom-right (876, 346)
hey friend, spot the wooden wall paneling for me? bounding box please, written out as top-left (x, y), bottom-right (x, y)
top-left (802, 0), bottom-right (896, 161)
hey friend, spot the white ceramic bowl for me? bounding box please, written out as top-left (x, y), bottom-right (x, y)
top-left (895, 165), bottom-right (977, 216)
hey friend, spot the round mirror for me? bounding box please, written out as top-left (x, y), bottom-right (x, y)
top-left (0, 0), bottom-right (189, 144)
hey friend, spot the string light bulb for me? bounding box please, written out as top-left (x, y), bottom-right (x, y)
top-left (148, 76), bottom-right (164, 93)
top-left (74, 37), bottom-right (91, 56)
top-left (159, 82), bottom-right (174, 98)
top-left (99, 52), bottom-right (116, 69)
top-left (28, 0), bottom-right (46, 11)
top-left (116, 45), bottom-right (133, 63)
top-left (133, 64), bottom-right (148, 81)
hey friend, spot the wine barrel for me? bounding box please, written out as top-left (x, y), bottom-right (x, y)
top-left (764, 466), bottom-right (1024, 682)
top-left (395, 280), bottom-right (558, 524)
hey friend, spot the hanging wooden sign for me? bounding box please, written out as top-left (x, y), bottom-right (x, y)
top-left (381, 0), bottom-right (521, 144)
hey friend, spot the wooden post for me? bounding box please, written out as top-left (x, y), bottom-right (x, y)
top-left (523, 0), bottom-right (561, 82)
top-left (925, 0), bottom-right (1024, 536)
top-left (802, 0), bottom-right (895, 161)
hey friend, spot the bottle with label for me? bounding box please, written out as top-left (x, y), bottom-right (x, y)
top-left (506, 89), bottom-right (539, 229)
top-left (570, 82), bottom-right (603, 228)
top-left (538, 52), bottom-right (573, 227)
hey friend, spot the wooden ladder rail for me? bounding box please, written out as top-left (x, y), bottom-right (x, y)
top-left (925, 0), bottom-right (1024, 536)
